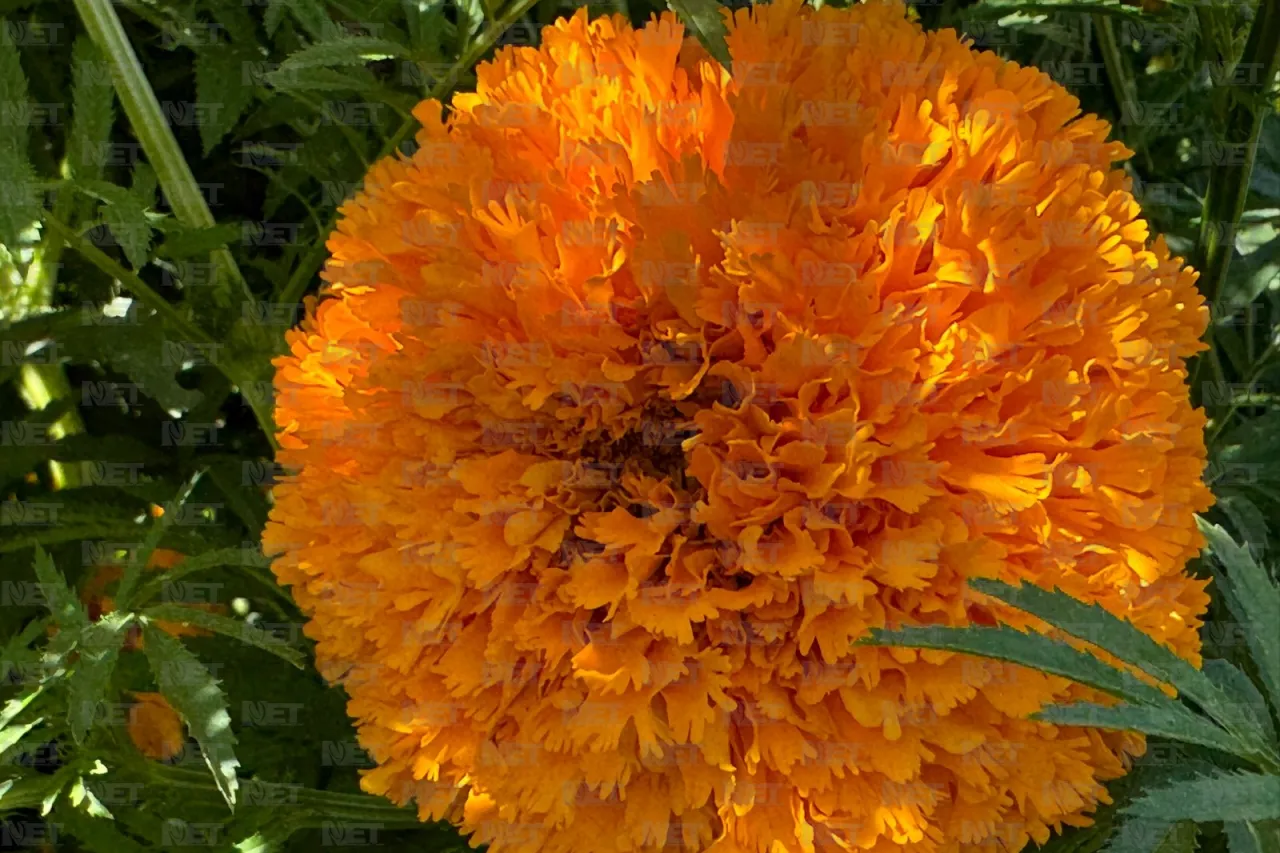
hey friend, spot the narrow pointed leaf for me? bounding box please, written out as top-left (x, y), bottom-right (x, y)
top-left (667, 0), bottom-right (732, 70)
top-left (277, 36), bottom-right (407, 71)
top-left (0, 19), bottom-right (39, 250)
top-left (116, 471), bottom-right (203, 608)
top-left (143, 604), bottom-right (305, 669)
top-left (1123, 773), bottom-right (1280, 823)
top-left (141, 626), bottom-right (239, 808)
top-left (69, 36), bottom-right (115, 183)
top-left (1203, 658), bottom-right (1276, 743)
top-left (0, 718), bottom-right (42, 759)
top-left (969, 577), bottom-right (1270, 745)
top-left (861, 624), bottom-right (1170, 705)
top-left (1198, 519), bottom-right (1280, 707)
top-left (32, 546), bottom-right (90, 633)
top-left (1034, 701), bottom-right (1247, 757)
top-left (66, 612), bottom-right (131, 744)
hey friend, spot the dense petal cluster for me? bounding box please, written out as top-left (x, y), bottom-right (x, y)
top-left (264, 2), bottom-right (1213, 851)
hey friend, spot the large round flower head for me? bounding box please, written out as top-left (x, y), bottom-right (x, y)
top-left (264, 1), bottom-right (1214, 851)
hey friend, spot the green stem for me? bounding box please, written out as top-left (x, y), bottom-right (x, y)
top-left (72, 0), bottom-right (247, 295)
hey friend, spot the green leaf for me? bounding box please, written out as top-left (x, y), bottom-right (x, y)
top-left (667, 0), bottom-right (732, 70)
top-left (0, 717), bottom-right (42, 760)
top-left (142, 604), bottom-right (306, 669)
top-left (141, 625), bottom-right (240, 809)
top-left (68, 36), bottom-right (115, 184)
top-left (276, 36), bottom-right (406, 71)
top-left (64, 314), bottom-right (205, 412)
top-left (156, 222), bottom-right (244, 259)
top-left (1198, 520), bottom-right (1280, 708)
top-left (131, 544), bottom-right (271, 605)
top-left (1123, 773), bottom-right (1280, 823)
top-left (195, 41), bottom-right (259, 154)
top-left (0, 18), bottom-right (40, 249)
top-left (1034, 701), bottom-right (1246, 757)
top-left (32, 545), bottom-right (89, 632)
top-left (969, 578), bottom-right (1271, 749)
top-left (265, 64), bottom-right (383, 94)
top-left (1225, 821), bottom-right (1274, 853)
top-left (117, 470), bottom-right (204, 607)
top-left (67, 776), bottom-right (113, 819)
top-left (1224, 235), bottom-right (1280, 307)
top-left (0, 686), bottom-right (41, 731)
top-left (1154, 823), bottom-right (1198, 853)
top-left (53, 804), bottom-right (148, 853)
top-left (1203, 658), bottom-right (1276, 743)
top-left (66, 611), bottom-right (131, 744)
top-left (859, 624), bottom-right (1170, 706)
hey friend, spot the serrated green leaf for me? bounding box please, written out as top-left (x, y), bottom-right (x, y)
top-left (1215, 494), bottom-right (1270, 564)
top-left (66, 611), bottom-right (131, 744)
top-left (143, 604), bottom-right (305, 669)
top-left (0, 19), bottom-right (39, 250)
top-left (195, 41), bottom-right (259, 154)
top-left (68, 36), bottom-right (115, 184)
top-left (860, 623), bottom-right (1170, 706)
top-left (1123, 773), bottom-right (1280, 823)
top-left (455, 0), bottom-right (484, 50)
top-left (667, 0), bottom-right (732, 70)
top-left (141, 626), bottom-right (239, 809)
top-left (131, 545), bottom-right (271, 605)
top-left (1225, 821), bottom-right (1272, 853)
top-left (1203, 658), bottom-right (1276, 743)
top-left (969, 578), bottom-right (1271, 751)
top-left (277, 36), bottom-right (406, 71)
top-left (32, 545), bottom-right (89, 632)
top-left (265, 64), bottom-right (382, 94)
top-left (156, 222), bottom-right (244, 259)
top-left (1034, 701), bottom-right (1246, 756)
top-left (1198, 520), bottom-right (1280, 709)
top-left (1225, 236), bottom-right (1280, 307)
top-left (281, 0), bottom-right (330, 39)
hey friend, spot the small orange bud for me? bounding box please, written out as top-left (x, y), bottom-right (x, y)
top-left (127, 692), bottom-right (185, 761)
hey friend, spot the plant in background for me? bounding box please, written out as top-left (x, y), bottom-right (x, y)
top-left (264, 0), bottom-right (1240, 850)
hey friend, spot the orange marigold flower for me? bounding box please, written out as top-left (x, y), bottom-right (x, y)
top-left (127, 692), bottom-right (185, 761)
top-left (264, 2), bottom-right (1213, 851)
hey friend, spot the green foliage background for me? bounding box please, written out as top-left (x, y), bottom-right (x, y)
top-left (0, 0), bottom-right (1277, 849)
